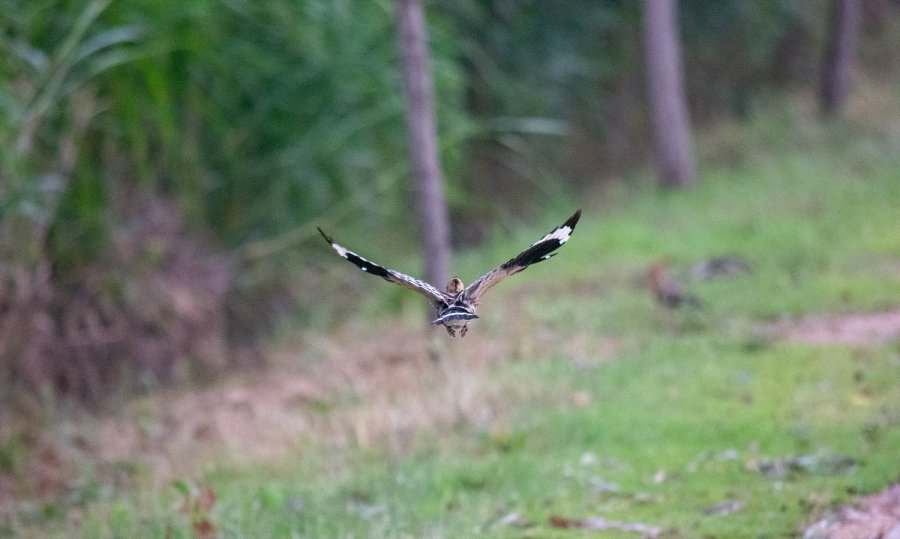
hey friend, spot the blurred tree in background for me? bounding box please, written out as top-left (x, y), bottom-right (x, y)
top-left (642, 0), bottom-right (697, 188)
top-left (0, 0), bottom-right (465, 403)
top-left (820, 0), bottom-right (862, 115)
top-left (1, 0), bottom-right (898, 403)
top-left (396, 0), bottom-right (452, 288)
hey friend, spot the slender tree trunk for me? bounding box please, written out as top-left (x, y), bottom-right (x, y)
top-left (819, 0), bottom-right (862, 116)
top-left (396, 0), bottom-right (451, 288)
top-left (641, 0), bottom-right (697, 189)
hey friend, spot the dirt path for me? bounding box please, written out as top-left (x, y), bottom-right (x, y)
top-left (774, 309), bottom-right (900, 345)
top-left (803, 484), bottom-right (900, 538)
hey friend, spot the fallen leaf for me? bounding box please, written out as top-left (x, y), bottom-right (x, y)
top-left (701, 500), bottom-right (744, 515)
top-left (195, 484), bottom-right (217, 513)
top-left (192, 517), bottom-right (216, 539)
top-left (588, 476), bottom-right (619, 494)
top-left (572, 391), bottom-right (591, 407)
top-left (579, 451), bottom-right (597, 466)
top-left (754, 451), bottom-right (858, 478)
top-left (850, 393), bottom-right (871, 407)
top-left (498, 511), bottom-right (531, 528)
top-left (549, 514), bottom-right (661, 536)
top-left (549, 515), bottom-right (580, 529)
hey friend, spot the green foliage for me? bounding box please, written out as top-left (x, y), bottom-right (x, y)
top-left (0, 0), bottom-right (474, 400)
top-left (1, 0), bottom-right (470, 262)
top-left (2, 0), bottom-right (898, 270)
top-left (90, 0), bottom-right (461, 243)
top-left (680, 0), bottom-right (826, 117)
top-left (2, 0), bottom-right (898, 268)
top-left (0, 0), bottom-right (140, 267)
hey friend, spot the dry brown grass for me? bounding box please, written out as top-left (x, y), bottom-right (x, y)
top-left (0, 197), bottom-right (238, 407)
top-left (0, 303), bottom-right (622, 521)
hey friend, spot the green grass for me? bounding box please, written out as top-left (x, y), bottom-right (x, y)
top-left (9, 111), bottom-right (900, 537)
top-left (55, 341), bottom-right (900, 538)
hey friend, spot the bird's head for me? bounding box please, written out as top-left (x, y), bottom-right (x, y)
top-left (446, 277), bottom-right (464, 295)
top-left (647, 258), bottom-right (671, 291)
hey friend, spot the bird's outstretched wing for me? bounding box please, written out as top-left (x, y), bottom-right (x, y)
top-left (317, 227), bottom-right (447, 306)
top-left (461, 209), bottom-right (581, 304)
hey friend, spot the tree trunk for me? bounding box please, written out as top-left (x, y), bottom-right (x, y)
top-left (641, 0), bottom-right (697, 189)
top-left (396, 0), bottom-right (451, 288)
top-left (819, 0), bottom-right (862, 116)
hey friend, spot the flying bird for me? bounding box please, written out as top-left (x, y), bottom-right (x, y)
top-left (318, 209), bottom-right (581, 337)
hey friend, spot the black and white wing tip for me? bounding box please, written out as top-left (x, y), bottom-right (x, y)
top-left (317, 226), bottom-right (447, 304)
top-left (317, 226), bottom-right (384, 276)
top-left (531, 208), bottom-right (581, 253)
top-left (459, 209), bottom-right (582, 303)
top-left (511, 208), bottom-right (582, 267)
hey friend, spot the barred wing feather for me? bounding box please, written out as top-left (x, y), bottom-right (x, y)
top-left (317, 227), bottom-right (447, 307)
top-left (461, 209), bottom-right (581, 304)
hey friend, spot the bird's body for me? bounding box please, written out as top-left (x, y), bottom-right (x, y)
top-left (648, 259), bottom-right (701, 309)
top-left (318, 210), bottom-right (581, 337)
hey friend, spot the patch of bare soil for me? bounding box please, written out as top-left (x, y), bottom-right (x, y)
top-left (803, 484), bottom-right (900, 539)
top-left (774, 310), bottom-right (900, 345)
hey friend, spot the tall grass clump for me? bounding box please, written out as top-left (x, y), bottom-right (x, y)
top-left (0, 0), bottom-right (470, 405)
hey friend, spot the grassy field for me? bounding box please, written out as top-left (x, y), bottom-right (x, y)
top-left (4, 97), bottom-right (900, 537)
